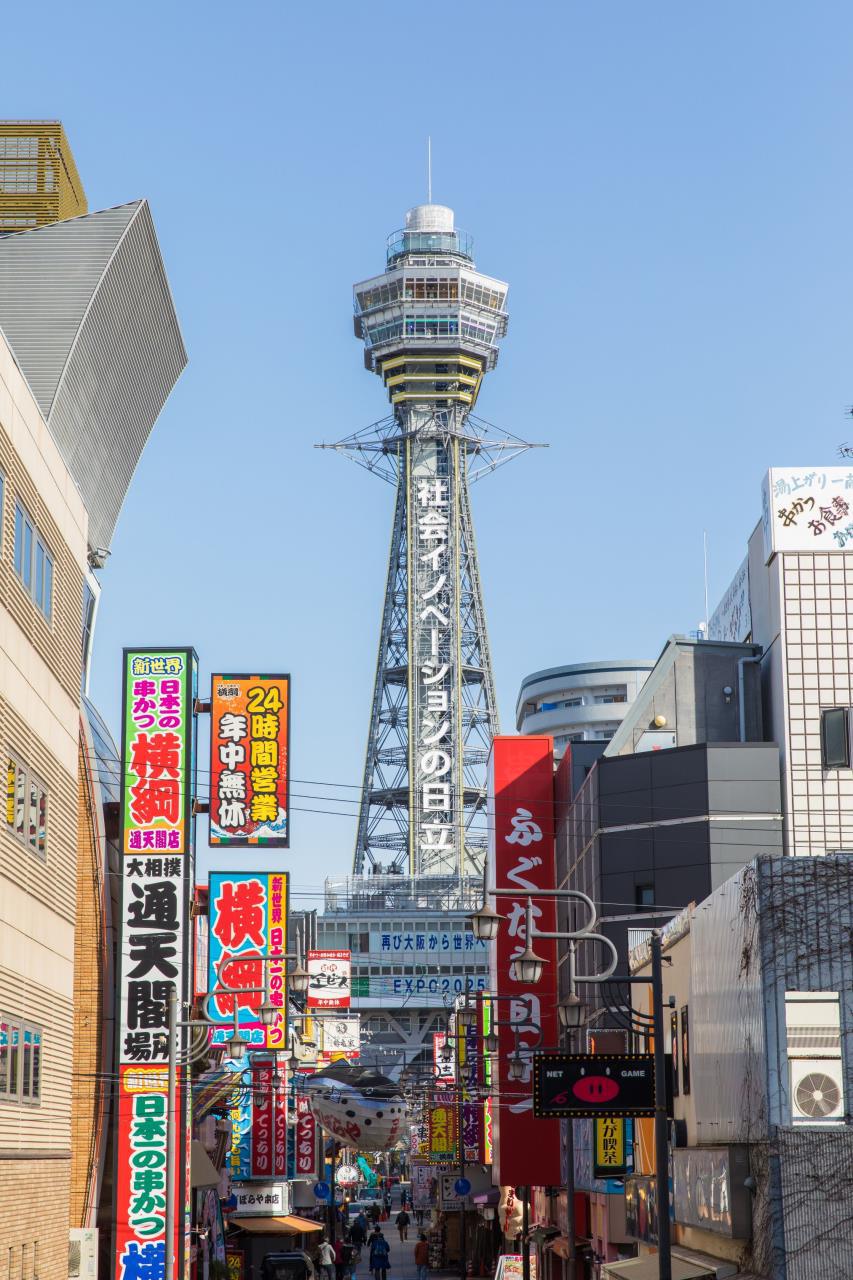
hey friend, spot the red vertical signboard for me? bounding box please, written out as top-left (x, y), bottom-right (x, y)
top-left (251, 1060), bottom-right (274, 1177)
top-left (295, 1093), bottom-right (318, 1178)
top-left (488, 736), bottom-right (561, 1187)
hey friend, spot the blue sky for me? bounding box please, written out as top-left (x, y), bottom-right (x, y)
top-left (7, 2), bottom-right (853, 901)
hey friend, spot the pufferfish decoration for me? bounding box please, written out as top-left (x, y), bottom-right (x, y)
top-left (302, 1063), bottom-right (408, 1152)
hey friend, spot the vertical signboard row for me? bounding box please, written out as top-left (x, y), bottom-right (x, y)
top-left (488, 735), bottom-right (561, 1188)
top-left (114, 648), bottom-right (197, 1280)
top-left (207, 872), bottom-right (289, 1048)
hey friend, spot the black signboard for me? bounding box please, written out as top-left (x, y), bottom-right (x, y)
top-left (533, 1053), bottom-right (656, 1118)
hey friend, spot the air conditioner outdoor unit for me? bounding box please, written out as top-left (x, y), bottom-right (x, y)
top-left (69, 1228), bottom-right (98, 1279)
top-left (790, 1059), bottom-right (845, 1125)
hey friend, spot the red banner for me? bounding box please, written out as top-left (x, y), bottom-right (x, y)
top-left (274, 1080), bottom-right (288, 1177)
top-left (251, 1060), bottom-right (274, 1177)
top-left (295, 1092), bottom-right (317, 1177)
top-left (488, 736), bottom-right (561, 1187)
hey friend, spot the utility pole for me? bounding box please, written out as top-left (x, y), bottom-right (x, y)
top-left (456, 1025), bottom-right (467, 1280)
top-left (521, 1186), bottom-right (530, 1280)
top-left (651, 935), bottom-right (672, 1280)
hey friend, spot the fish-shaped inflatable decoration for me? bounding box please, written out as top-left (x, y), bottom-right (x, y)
top-left (303, 1063), bottom-right (408, 1152)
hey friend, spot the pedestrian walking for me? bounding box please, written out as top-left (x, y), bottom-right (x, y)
top-left (369, 1227), bottom-right (390, 1280)
top-left (318, 1237), bottom-right (336, 1280)
top-left (395, 1208), bottom-right (410, 1241)
top-left (415, 1208), bottom-right (425, 1228)
top-left (369, 1201), bottom-right (382, 1227)
top-left (414, 1233), bottom-right (429, 1280)
top-left (334, 1237), bottom-right (346, 1280)
top-left (350, 1215), bottom-right (367, 1250)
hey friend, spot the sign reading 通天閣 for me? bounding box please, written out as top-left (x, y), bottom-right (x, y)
top-left (210, 674), bottom-right (290, 846)
top-left (114, 648), bottom-right (197, 1280)
top-left (762, 467), bottom-right (853, 562)
top-left (208, 871), bottom-right (289, 1049)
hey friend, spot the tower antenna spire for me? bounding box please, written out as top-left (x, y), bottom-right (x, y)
top-left (427, 136), bottom-right (432, 203)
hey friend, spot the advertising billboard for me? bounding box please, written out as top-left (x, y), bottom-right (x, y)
top-left (533, 1054), bottom-right (656, 1118)
top-left (208, 871), bottom-right (289, 1047)
top-left (114, 648), bottom-right (197, 1280)
top-left (307, 950), bottom-right (351, 1009)
top-left (762, 467), bottom-right (853, 562)
top-left (427, 1094), bottom-right (458, 1163)
top-left (321, 1014), bottom-right (361, 1058)
top-left (210, 674), bottom-right (290, 846)
top-left (488, 736), bottom-right (561, 1187)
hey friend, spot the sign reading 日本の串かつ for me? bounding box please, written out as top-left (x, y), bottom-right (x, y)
top-left (210, 674), bottom-right (290, 846)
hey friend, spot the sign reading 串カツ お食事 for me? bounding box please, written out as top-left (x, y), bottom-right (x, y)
top-left (307, 950), bottom-right (351, 1008)
top-left (761, 467), bottom-right (853, 562)
top-left (115, 648), bottom-right (197, 1280)
top-left (208, 871), bottom-right (289, 1048)
top-left (210, 675), bottom-right (290, 846)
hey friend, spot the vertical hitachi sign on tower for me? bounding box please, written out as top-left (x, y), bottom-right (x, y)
top-left (325, 200), bottom-right (534, 878)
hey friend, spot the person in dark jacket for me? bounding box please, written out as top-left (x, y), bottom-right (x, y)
top-left (369, 1228), bottom-right (390, 1280)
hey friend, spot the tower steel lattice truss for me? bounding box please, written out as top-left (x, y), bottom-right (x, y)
top-left (321, 203), bottom-right (539, 877)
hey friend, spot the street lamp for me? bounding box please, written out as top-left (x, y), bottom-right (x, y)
top-left (470, 900), bottom-right (503, 942)
top-left (226, 1025), bottom-right (249, 1060)
top-left (557, 993), bottom-right (584, 1030)
top-left (289, 959), bottom-right (310, 995)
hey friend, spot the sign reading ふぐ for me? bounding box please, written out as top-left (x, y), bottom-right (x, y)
top-left (210, 675), bottom-right (290, 846)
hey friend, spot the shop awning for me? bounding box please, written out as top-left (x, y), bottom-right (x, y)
top-left (231, 1215), bottom-right (324, 1235)
top-left (602, 1258), bottom-right (715, 1280)
top-left (190, 1141), bottom-right (221, 1189)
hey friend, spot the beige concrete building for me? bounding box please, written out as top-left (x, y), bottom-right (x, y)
top-left (0, 323), bottom-right (88, 1275)
top-left (0, 121), bottom-right (186, 1275)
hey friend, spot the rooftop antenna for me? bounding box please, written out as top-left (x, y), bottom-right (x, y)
top-left (703, 530), bottom-right (710, 635)
top-left (427, 136), bottom-right (432, 204)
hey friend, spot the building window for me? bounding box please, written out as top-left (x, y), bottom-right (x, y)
top-left (4, 755), bottom-right (47, 859)
top-left (13, 501), bottom-right (53, 621)
top-left (821, 708), bottom-right (850, 769)
top-left (594, 693), bottom-right (627, 705)
top-left (635, 884), bottom-right (655, 907)
top-left (0, 1017), bottom-right (41, 1103)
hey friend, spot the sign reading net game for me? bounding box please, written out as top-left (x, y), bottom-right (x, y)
top-left (210, 675), bottom-right (290, 846)
top-left (307, 950), bottom-right (351, 1008)
top-left (533, 1053), bottom-right (656, 1118)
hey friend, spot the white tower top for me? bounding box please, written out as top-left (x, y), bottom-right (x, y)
top-left (405, 204), bottom-right (455, 233)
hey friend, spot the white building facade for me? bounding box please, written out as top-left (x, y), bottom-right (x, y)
top-left (515, 660), bottom-right (654, 756)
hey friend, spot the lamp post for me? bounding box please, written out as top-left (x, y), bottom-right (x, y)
top-left (469, 868), bottom-right (618, 1280)
top-left (161, 947), bottom-right (308, 1279)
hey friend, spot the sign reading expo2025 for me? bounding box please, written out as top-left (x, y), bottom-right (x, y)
top-left (209, 674), bottom-right (290, 847)
top-left (115, 648), bottom-right (197, 1280)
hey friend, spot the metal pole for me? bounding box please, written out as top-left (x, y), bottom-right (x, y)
top-left (329, 1142), bottom-right (338, 1244)
top-left (565, 947), bottom-right (577, 1278)
top-left (651, 935), bottom-right (672, 1280)
top-left (521, 1186), bottom-right (530, 1280)
top-left (165, 985), bottom-right (177, 1280)
top-left (457, 1030), bottom-right (467, 1280)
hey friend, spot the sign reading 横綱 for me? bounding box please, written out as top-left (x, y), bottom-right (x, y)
top-left (114, 648), bottom-right (197, 1280)
top-left (488, 736), bottom-right (561, 1188)
top-left (307, 950), bottom-right (351, 1008)
top-left (207, 871), bottom-right (289, 1049)
top-left (210, 674), bottom-right (290, 846)
top-left (762, 467), bottom-right (853, 562)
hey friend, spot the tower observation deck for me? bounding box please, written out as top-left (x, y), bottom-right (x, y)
top-left (323, 202), bottom-right (535, 878)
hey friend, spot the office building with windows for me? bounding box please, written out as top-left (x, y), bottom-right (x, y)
top-left (516, 659), bottom-right (654, 756)
top-left (0, 121), bottom-right (185, 1273)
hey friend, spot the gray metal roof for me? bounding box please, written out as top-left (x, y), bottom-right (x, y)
top-left (0, 200), bottom-right (186, 551)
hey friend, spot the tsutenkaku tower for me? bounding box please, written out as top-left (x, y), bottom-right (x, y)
top-left (324, 202), bottom-right (534, 877)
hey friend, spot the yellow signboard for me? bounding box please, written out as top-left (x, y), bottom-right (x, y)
top-left (593, 1116), bottom-right (627, 1177)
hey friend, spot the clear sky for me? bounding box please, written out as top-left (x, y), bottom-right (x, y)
top-left (6, 2), bottom-right (853, 906)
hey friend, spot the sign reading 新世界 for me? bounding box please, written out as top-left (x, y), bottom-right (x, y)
top-left (210, 675), bottom-right (290, 847)
top-left (114, 647), bottom-right (197, 1280)
top-left (533, 1054), bottom-right (656, 1119)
